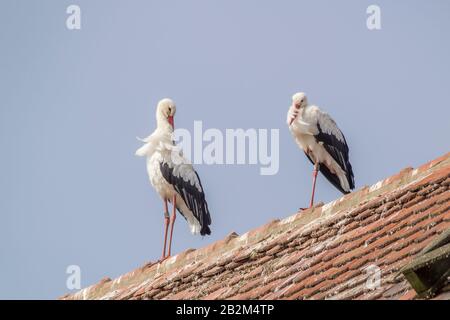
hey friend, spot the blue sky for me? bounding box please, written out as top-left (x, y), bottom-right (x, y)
top-left (0, 0), bottom-right (449, 299)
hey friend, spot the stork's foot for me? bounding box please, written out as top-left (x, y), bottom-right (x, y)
top-left (158, 255), bottom-right (170, 263)
top-left (298, 201), bottom-right (324, 212)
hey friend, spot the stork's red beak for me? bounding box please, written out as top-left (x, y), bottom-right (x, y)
top-left (289, 104), bottom-right (296, 125)
top-left (168, 115), bottom-right (174, 128)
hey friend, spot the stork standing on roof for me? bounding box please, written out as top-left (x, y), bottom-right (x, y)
top-left (136, 98), bottom-right (212, 260)
top-left (287, 92), bottom-right (355, 209)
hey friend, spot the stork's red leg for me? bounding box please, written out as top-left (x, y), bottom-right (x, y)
top-left (167, 195), bottom-right (177, 257)
top-left (161, 199), bottom-right (170, 260)
top-left (309, 163), bottom-right (320, 208)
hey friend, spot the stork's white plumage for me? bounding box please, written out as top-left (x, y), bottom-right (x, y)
top-left (287, 92), bottom-right (355, 208)
top-left (136, 98), bottom-right (211, 259)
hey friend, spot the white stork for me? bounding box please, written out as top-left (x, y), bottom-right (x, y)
top-left (135, 98), bottom-right (211, 260)
top-left (287, 92), bottom-right (355, 208)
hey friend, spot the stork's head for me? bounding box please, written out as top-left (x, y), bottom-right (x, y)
top-left (292, 92), bottom-right (307, 110)
top-left (288, 92), bottom-right (308, 126)
top-left (156, 98), bottom-right (176, 129)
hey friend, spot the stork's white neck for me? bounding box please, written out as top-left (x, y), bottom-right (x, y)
top-left (156, 112), bottom-right (174, 133)
top-left (287, 104), bottom-right (305, 126)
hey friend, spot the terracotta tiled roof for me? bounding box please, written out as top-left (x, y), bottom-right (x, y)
top-left (62, 153), bottom-right (450, 300)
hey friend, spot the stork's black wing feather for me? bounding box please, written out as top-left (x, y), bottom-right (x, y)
top-left (160, 162), bottom-right (211, 235)
top-left (314, 115), bottom-right (355, 193)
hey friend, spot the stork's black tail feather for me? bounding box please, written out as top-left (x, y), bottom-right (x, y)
top-left (318, 162), bottom-right (350, 195)
top-left (305, 153), bottom-right (353, 195)
top-left (201, 224), bottom-right (211, 236)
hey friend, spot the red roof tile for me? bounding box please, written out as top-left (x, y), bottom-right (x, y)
top-left (61, 152), bottom-right (450, 300)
